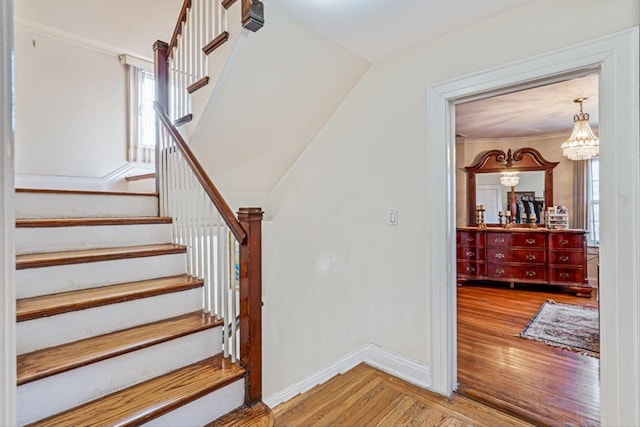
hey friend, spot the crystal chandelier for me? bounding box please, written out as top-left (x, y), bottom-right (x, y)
top-left (561, 97), bottom-right (599, 160)
top-left (500, 170), bottom-right (520, 187)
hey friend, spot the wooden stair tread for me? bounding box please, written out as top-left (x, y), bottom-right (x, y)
top-left (16, 188), bottom-right (158, 197)
top-left (17, 311), bottom-right (222, 385)
top-left (207, 402), bottom-right (274, 427)
top-left (16, 244), bottom-right (185, 270)
top-left (16, 274), bottom-right (202, 322)
top-left (16, 217), bottom-right (171, 227)
top-left (30, 354), bottom-right (245, 427)
top-left (125, 172), bottom-right (156, 182)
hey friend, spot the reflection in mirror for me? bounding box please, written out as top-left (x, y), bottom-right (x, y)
top-left (476, 172), bottom-right (545, 223)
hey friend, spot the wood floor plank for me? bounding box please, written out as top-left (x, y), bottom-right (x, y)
top-left (17, 311), bottom-right (222, 385)
top-left (16, 217), bottom-right (171, 227)
top-left (16, 275), bottom-right (202, 321)
top-left (16, 244), bottom-right (185, 270)
top-left (273, 364), bottom-right (533, 427)
top-left (29, 354), bottom-right (244, 427)
top-left (457, 283), bottom-right (600, 427)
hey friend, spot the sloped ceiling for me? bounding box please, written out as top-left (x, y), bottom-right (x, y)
top-left (189, 4), bottom-right (370, 192)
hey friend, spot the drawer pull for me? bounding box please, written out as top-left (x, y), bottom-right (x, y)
top-left (559, 256), bottom-right (569, 262)
top-left (560, 239), bottom-right (569, 245)
top-left (494, 237), bottom-right (505, 243)
top-left (495, 253), bottom-right (505, 259)
top-left (560, 272), bottom-right (570, 279)
top-left (495, 268), bottom-right (505, 275)
top-left (525, 238), bottom-right (536, 245)
top-left (465, 251), bottom-right (475, 258)
top-left (525, 254), bottom-right (536, 261)
top-left (466, 266), bottom-right (476, 273)
top-left (525, 271), bottom-right (536, 277)
top-left (464, 236), bottom-right (475, 242)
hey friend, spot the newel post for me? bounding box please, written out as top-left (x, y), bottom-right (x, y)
top-left (241, 0), bottom-right (264, 32)
top-left (237, 207), bottom-right (264, 404)
top-left (153, 40), bottom-right (169, 194)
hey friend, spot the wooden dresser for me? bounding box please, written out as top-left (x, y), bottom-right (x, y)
top-left (456, 227), bottom-right (591, 296)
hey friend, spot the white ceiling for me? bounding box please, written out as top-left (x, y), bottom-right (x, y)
top-left (269, 0), bottom-right (537, 63)
top-left (456, 74), bottom-right (599, 139)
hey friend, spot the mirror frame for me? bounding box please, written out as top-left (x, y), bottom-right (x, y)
top-left (466, 147), bottom-right (559, 226)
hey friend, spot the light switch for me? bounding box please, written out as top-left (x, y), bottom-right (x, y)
top-left (389, 209), bottom-right (398, 226)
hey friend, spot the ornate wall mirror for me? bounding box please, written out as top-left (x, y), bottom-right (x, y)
top-left (466, 147), bottom-right (559, 226)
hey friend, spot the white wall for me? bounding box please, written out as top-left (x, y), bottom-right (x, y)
top-left (14, 28), bottom-right (127, 177)
top-left (13, 0), bottom-right (180, 179)
top-left (263, 0), bottom-right (638, 398)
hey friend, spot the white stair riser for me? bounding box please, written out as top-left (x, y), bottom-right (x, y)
top-left (16, 192), bottom-right (157, 218)
top-left (143, 379), bottom-right (244, 427)
top-left (17, 288), bottom-right (202, 354)
top-left (17, 327), bottom-right (223, 425)
top-left (16, 223), bottom-right (173, 255)
top-left (16, 253), bottom-right (186, 299)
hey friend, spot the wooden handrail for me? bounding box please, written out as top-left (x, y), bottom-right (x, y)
top-left (168, 0), bottom-right (192, 58)
top-left (154, 102), bottom-right (247, 243)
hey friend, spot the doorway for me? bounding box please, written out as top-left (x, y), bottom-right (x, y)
top-left (425, 28), bottom-right (640, 426)
top-left (454, 74), bottom-right (600, 425)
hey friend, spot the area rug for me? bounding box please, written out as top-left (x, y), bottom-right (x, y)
top-left (519, 300), bottom-right (599, 357)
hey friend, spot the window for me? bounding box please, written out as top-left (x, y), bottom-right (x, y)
top-left (586, 157), bottom-right (599, 246)
top-left (127, 65), bottom-right (156, 163)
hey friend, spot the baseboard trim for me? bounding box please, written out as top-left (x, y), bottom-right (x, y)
top-left (263, 344), bottom-right (430, 408)
top-left (16, 163), bottom-right (154, 191)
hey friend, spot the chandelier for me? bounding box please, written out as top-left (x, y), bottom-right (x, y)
top-left (500, 170), bottom-right (520, 187)
top-left (561, 97), bottom-right (599, 160)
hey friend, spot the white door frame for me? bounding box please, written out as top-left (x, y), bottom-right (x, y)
top-left (426, 28), bottom-right (639, 426)
top-left (0, 0), bottom-right (16, 425)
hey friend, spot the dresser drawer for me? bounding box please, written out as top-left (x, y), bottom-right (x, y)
top-left (549, 251), bottom-right (584, 266)
top-left (457, 231), bottom-right (485, 246)
top-left (457, 246), bottom-right (484, 261)
top-left (549, 233), bottom-right (585, 249)
top-left (487, 263), bottom-right (546, 281)
top-left (486, 232), bottom-right (545, 248)
top-left (550, 267), bottom-right (585, 283)
top-left (457, 261), bottom-right (485, 278)
top-left (487, 248), bottom-right (545, 264)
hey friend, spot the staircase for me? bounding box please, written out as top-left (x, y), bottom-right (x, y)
top-left (14, 188), bottom-right (272, 425)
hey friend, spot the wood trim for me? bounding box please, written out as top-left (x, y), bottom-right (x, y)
top-left (32, 354), bottom-right (244, 426)
top-left (222, 0), bottom-right (238, 9)
top-left (174, 114), bottom-right (193, 127)
top-left (187, 76), bottom-right (210, 94)
top-left (17, 311), bottom-right (222, 385)
top-left (168, 0), bottom-right (192, 57)
top-left (203, 32), bottom-right (229, 55)
top-left (16, 244), bottom-right (186, 270)
top-left (16, 275), bottom-right (202, 322)
top-left (15, 188), bottom-right (158, 197)
top-left (238, 207), bottom-right (263, 405)
top-left (154, 103), bottom-right (247, 243)
top-left (125, 172), bottom-right (156, 182)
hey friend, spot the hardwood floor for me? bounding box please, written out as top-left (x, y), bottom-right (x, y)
top-left (457, 282), bottom-right (599, 426)
top-left (273, 364), bottom-right (533, 426)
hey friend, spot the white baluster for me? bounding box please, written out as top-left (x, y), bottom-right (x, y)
top-left (230, 235), bottom-right (237, 362)
top-left (216, 211), bottom-right (223, 320)
top-left (222, 224), bottom-right (229, 357)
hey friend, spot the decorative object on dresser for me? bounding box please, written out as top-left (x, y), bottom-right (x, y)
top-left (456, 227), bottom-right (591, 297)
top-left (519, 300), bottom-right (599, 357)
top-left (466, 147), bottom-right (558, 227)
